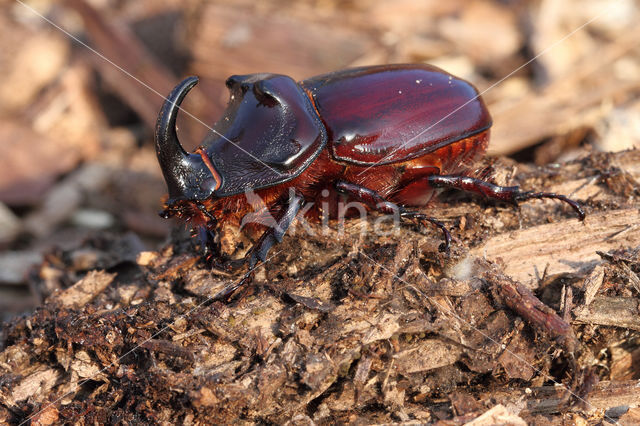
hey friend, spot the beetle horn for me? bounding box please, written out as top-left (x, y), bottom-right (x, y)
top-left (155, 76), bottom-right (198, 179)
top-left (156, 76), bottom-right (218, 201)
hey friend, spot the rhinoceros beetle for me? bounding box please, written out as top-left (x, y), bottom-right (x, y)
top-left (156, 64), bottom-right (584, 270)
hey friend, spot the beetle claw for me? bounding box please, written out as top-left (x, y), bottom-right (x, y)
top-left (515, 191), bottom-right (585, 221)
top-left (210, 258), bottom-right (245, 273)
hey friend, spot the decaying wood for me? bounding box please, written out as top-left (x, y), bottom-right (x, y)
top-left (484, 263), bottom-right (579, 353)
top-left (574, 296), bottom-right (640, 331)
top-left (488, 25), bottom-right (640, 156)
top-left (484, 379), bottom-right (640, 416)
top-left (187, 3), bottom-right (375, 81)
top-left (463, 404), bottom-right (527, 426)
top-left (47, 270), bottom-right (115, 308)
top-left (464, 150), bottom-right (640, 286)
top-left (468, 208), bottom-right (640, 286)
top-left (1, 149), bottom-right (639, 424)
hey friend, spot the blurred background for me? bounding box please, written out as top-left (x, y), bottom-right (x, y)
top-left (1, 0), bottom-right (639, 320)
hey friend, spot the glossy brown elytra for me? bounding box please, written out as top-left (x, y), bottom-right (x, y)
top-left (155, 64), bottom-right (584, 269)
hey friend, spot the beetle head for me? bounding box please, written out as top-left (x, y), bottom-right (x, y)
top-left (155, 77), bottom-right (221, 204)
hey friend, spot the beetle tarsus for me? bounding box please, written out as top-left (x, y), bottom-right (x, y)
top-left (211, 257), bottom-right (246, 273)
top-left (427, 175), bottom-right (585, 220)
top-left (514, 191), bottom-right (585, 221)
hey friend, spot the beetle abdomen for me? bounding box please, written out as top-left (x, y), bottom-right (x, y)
top-left (302, 64), bottom-right (491, 166)
top-left (391, 130), bottom-right (490, 206)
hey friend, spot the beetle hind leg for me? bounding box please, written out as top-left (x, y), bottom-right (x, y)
top-left (335, 181), bottom-right (452, 252)
top-left (427, 175), bottom-right (585, 220)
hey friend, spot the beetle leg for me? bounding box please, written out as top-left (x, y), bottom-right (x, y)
top-left (194, 202), bottom-right (220, 256)
top-left (208, 193), bottom-right (304, 302)
top-left (245, 191), bottom-right (305, 269)
top-left (400, 212), bottom-right (451, 253)
top-left (427, 175), bottom-right (585, 220)
top-left (193, 226), bottom-right (217, 256)
top-left (335, 181), bottom-right (398, 215)
top-left (335, 181), bottom-right (452, 252)
top-left (211, 265), bottom-right (260, 303)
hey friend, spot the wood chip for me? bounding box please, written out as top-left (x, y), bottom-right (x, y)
top-left (470, 209), bottom-right (640, 287)
top-left (581, 265), bottom-right (606, 307)
top-left (0, 251), bottom-right (43, 285)
top-left (0, 368), bottom-right (61, 407)
top-left (464, 404), bottom-right (527, 426)
top-left (574, 296), bottom-right (640, 331)
top-left (0, 33), bottom-right (69, 112)
top-left (48, 270), bottom-right (115, 308)
top-left (394, 339), bottom-right (463, 374)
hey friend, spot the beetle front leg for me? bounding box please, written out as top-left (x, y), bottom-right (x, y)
top-left (208, 194), bottom-right (304, 303)
top-left (193, 226), bottom-right (218, 258)
top-left (335, 181), bottom-right (452, 252)
top-left (427, 175), bottom-right (585, 220)
top-left (244, 191), bottom-right (305, 269)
